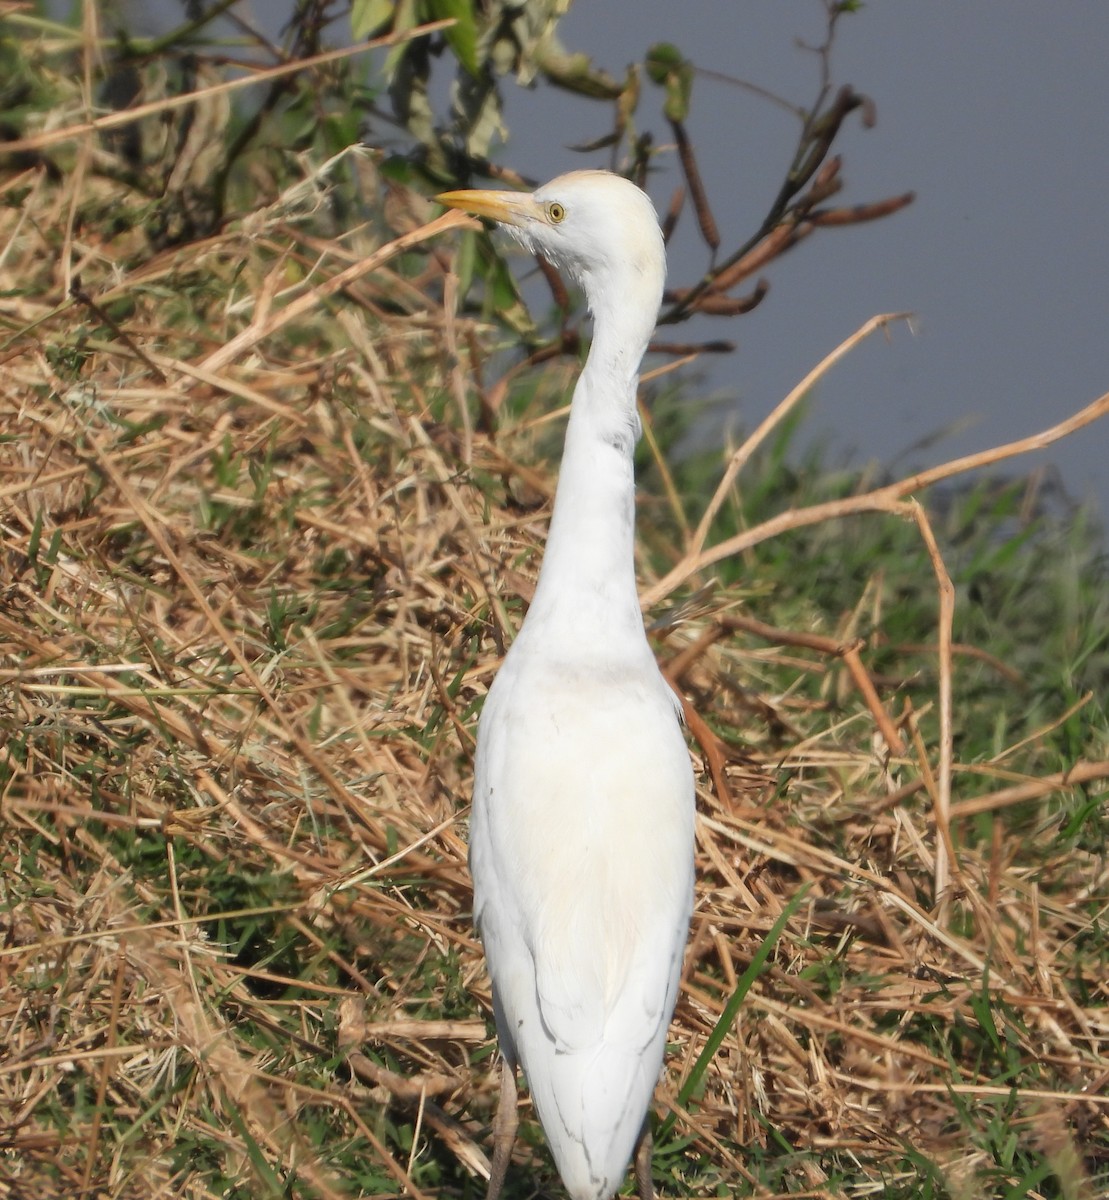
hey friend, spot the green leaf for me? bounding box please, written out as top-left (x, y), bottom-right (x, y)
top-left (1001, 1160), bottom-right (1056, 1200)
top-left (351, 0), bottom-right (396, 40)
top-left (644, 42), bottom-right (693, 121)
top-left (382, 0), bottom-right (419, 82)
top-left (429, 0), bottom-right (479, 77)
top-left (969, 966), bottom-right (1002, 1054)
top-left (645, 42), bottom-right (684, 86)
top-left (454, 228), bottom-right (477, 298)
top-left (657, 885), bottom-right (809, 1142)
top-left (223, 1101), bottom-right (286, 1195)
top-left (662, 64), bottom-right (693, 122)
top-left (486, 252), bottom-right (532, 336)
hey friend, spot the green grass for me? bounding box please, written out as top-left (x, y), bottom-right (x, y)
top-left (0, 11), bottom-right (1106, 1200)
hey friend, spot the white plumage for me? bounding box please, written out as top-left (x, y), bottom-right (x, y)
top-left (439, 171), bottom-right (695, 1200)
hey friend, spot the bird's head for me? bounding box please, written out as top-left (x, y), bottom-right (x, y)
top-left (437, 170), bottom-right (666, 332)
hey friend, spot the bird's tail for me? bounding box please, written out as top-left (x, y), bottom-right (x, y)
top-left (529, 1042), bottom-right (656, 1200)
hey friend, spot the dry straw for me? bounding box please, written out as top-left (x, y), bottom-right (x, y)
top-left (1, 33), bottom-right (1107, 1200)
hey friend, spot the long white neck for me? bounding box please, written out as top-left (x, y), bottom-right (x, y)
top-left (521, 274), bottom-right (660, 658)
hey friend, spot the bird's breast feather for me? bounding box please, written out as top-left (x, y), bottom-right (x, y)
top-left (471, 665), bottom-right (694, 1052)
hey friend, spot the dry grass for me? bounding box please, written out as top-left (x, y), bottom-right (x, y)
top-left (1, 27), bottom-right (1108, 1200)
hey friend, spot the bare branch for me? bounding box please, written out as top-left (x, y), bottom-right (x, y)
top-left (643, 326), bottom-right (1109, 608)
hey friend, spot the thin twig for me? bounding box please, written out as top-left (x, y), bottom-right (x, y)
top-left (200, 211), bottom-right (469, 373)
top-left (718, 613), bottom-right (905, 756)
top-left (950, 761), bottom-right (1109, 819)
top-left (644, 378), bottom-right (1109, 607)
top-left (906, 499), bottom-right (957, 917)
top-left (0, 22), bottom-right (457, 155)
top-left (687, 313), bottom-right (912, 561)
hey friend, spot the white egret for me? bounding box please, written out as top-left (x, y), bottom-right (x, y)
top-left (439, 171), bottom-right (695, 1200)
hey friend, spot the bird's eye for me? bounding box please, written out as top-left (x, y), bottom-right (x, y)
top-left (545, 201), bottom-right (566, 224)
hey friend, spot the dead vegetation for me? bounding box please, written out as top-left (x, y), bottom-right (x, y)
top-left (1, 19), bottom-right (1108, 1200)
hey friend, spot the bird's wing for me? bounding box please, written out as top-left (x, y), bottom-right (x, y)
top-left (472, 660), bottom-right (694, 1060)
top-left (471, 663), bottom-right (694, 1196)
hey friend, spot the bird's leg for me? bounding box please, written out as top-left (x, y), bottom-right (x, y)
top-left (634, 1118), bottom-right (655, 1200)
top-left (485, 1055), bottom-right (518, 1200)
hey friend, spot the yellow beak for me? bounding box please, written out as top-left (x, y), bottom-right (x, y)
top-left (436, 188), bottom-right (538, 228)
